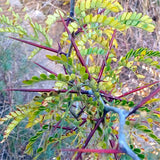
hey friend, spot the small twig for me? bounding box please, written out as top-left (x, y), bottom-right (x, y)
top-left (70, 0), bottom-right (75, 17)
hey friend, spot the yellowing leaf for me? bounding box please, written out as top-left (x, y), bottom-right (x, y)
top-left (101, 40), bottom-right (108, 47)
top-left (80, 1), bottom-right (85, 11)
top-left (97, 36), bottom-right (103, 43)
top-left (114, 2), bottom-right (123, 11)
top-left (86, 0), bottom-right (91, 9)
top-left (112, 58), bottom-right (117, 62)
top-left (98, 15), bottom-right (105, 23)
top-left (125, 12), bottom-right (132, 20)
top-left (145, 98), bottom-right (160, 105)
top-left (147, 118), bottom-right (153, 123)
top-left (10, 112), bottom-right (17, 117)
top-left (136, 74), bottom-right (145, 79)
top-left (109, 6), bottom-right (119, 12)
top-left (145, 24), bottom-right (155, 32)
top-left (91, 0), bottom-right (97, 8)
top-left (121, 12), bottom-right (127, 21)
top-left (89, 55), bottom-right (94, 62)
top-left (68, 26), bottom-right (74, 33)
top-left (110, 19), bottom-right (119, 27)
top-left (112, 129), bottom-right (118, 135)
top-left (113, 39), bottom-right (118, 48)
top-left (70, 22), bottom-right (78, 29)
top-left (127, 61), bottom-right (134, 68)
top-left (102, 1), bottom-right (109, 8)
top-left (92, 15), bottom-right (98, 23)
top-left (140, 15), bottom-right (150, 21)
top-left (84, 14), bottom-right (91, 23)
top-left (103, 17), bottom-right (114, 25)
top-left (140, 50), bottom-right (146, 56)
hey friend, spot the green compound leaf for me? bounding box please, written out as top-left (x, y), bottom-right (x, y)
top-left (81, 47), bottom-right (107, 56)
top-left (126, 48), bottom-right (160, 59)
top-left (75, 0), bottom-right (123, 16)
top-left (118, 12), bottom-right (155, 32)
top-left (134, 124), bottom-right (160, 144)
top-left (23, 73), bottom-right (55, 85)
top-left (31, 76), bottom-right (40, 81)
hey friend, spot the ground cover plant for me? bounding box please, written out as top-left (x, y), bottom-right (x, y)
top-left (0, 0), bottom-right (160, 159)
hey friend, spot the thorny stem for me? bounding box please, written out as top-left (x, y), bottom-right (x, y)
top-left (9, 37), bottom-right (67, 55)
top-left (33, 61), bottom-right (58, 76)
top-left (75, 117), bottom-right (105, 160)
top-left (127, 86), bottom-right (160, 117)
top-left (117, 81), bottom-right (160, 98)
top-left (97, 29), bottom-right (116, 83)
top-left (59, 12), bottom-right (92, 80)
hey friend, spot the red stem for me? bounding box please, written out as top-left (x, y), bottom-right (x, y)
top-left (63, 148), bottom-right (122, 154)
top-left (99, 90), bottom-right (121, 102)
top-left (9, 37), bottom-right (67, 55)
top-left (109, 140), bottom-right (119, 160)
top-left (75, 117), bottom-right (104, 159)
top-left (97, 29), bottom-right (116, 83)
top-left (33, 61), bottom-right (58, 76)
top-left (58, 12), bottom-right (92, 80)
top-left (117, 81), bottom-right (160, 98)
top-left (53, 120), bottom-right (62, 132)
top-left (153, 110), bottom-right (160, 115)
top-left (127, 86), bottom-right (160, 117)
